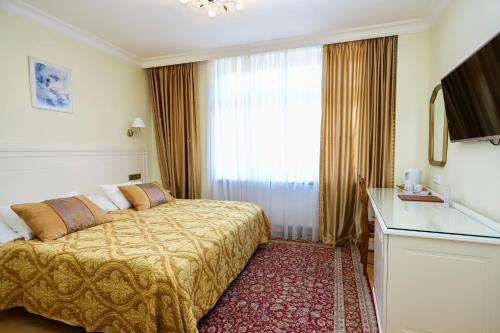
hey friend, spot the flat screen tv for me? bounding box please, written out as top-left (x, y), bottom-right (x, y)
top-left (441, 32), bottom-right (500, 142)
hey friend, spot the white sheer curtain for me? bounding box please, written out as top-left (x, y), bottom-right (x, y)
top-left (207, 46), bottom-right (322, 240)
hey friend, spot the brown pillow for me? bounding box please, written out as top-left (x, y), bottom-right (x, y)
top-left (11, 195), bottom-right (111, 242)
top-left (118, 182), bottom-right (173, 211)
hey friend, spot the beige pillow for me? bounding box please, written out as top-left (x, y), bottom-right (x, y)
top-left (119, 182), bottom-right (174, 211)
top-left (11, 195), bottom-right (111, 242)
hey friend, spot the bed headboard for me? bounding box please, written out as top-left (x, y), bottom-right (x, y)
top-left (0, 144), bottom-right (148, 205)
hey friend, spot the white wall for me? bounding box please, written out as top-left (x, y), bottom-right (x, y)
top-left (394, 32), bottom-right (431, 186)
top-left (0, 9), bottom-right (154, 180)
top-left (426, 0), bottom-right (500, 223)
top-left (148, 119), bottom-right (162, 183)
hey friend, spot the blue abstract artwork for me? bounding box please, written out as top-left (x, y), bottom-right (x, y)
top-left (30, 58), bottom-right (72, 112)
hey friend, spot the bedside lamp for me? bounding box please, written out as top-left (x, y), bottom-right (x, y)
top-left (127, 118), bottom-right (145, 137)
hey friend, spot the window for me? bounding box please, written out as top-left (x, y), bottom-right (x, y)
top-left (208, 46), bottom-right (323, 183)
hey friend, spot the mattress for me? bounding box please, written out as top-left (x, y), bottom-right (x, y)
top-left (0, 199), bottom-right (270, 333)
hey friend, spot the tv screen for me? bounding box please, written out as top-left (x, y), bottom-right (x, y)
top-left (441, 33), bottom-right (500, 142)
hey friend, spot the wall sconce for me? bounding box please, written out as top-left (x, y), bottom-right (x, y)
top-left (127, 118), bottom-right (145, 137)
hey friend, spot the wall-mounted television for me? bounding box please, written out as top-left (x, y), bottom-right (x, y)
top-left (441, 32), bottom-right (500, 142)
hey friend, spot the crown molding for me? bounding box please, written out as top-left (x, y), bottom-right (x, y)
top-left (0, 0), bottom-right (140, 65)
top-left (1, 0), bottom-right (450, 68)
top-left (141, 18), bottom-right (430, 68)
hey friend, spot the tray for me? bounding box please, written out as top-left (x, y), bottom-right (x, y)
top-left (395, 184), bottom-right (432, 196)
top-left (398, 194), bottom-right (444, 203)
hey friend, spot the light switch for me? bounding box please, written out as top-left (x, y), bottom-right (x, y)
top-left (433, 174), bottom-right (441, 185)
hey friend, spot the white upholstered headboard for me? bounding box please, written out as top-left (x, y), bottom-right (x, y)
top-left (0, 144), bottom-right (148, 205)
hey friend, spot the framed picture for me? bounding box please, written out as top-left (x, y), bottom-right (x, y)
top-left (29, 57), bottom-right (72, 113)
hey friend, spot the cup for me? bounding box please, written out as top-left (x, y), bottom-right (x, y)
top-left (414, 184), bottom-right (423, 193)
top-left (404, 183), bottom-right (414, 192)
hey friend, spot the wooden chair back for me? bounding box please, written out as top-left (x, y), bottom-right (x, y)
top-left (358, 175), bottom-right (369, 276)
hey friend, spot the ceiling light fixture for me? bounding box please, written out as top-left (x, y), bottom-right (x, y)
top-left (178, 0), bottom-right (245, 18)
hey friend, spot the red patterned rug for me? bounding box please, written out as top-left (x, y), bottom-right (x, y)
top-left (198, 240), bottom-right (378, 333)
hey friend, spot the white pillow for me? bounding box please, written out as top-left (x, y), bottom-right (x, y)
top-left (88, 194), bottom-right (119, 212)
top-left (101, 181), bottom-right (141, 210)
top-left (0, 216), bottom-right (21, 244)
top-left (0, 206), bottom-right (35, 240)
top-left (0, 190), bottom-right (79, 240)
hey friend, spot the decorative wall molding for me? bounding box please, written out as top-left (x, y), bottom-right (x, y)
top-left (140, 18), bottom-right (430, 68)
top-left (0, 143), bottom-right (147, 154)
top-left (0, 0), bottom-right (140, 64)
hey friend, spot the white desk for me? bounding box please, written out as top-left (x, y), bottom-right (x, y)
top-left (368, 188), bottom-right (500, 333)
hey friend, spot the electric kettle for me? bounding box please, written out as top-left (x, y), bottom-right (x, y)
top-left (403, 168), bottom-right (422, 185)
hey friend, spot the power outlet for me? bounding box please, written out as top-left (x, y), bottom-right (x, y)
top-left (433, 174), bottom-right (442, 185)
top-left (129, 174), bottom-right (142, 181)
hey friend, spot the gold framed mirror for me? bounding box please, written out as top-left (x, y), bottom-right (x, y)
top-left (429, 84), bottom-right (449, 167)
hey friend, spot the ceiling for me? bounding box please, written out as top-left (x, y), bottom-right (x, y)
top-left (4, 0), bottom-right (448, 65)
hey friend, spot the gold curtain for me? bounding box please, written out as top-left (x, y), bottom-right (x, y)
top-left (319, 36), bottom-right (397, 246)
top-left (148, 63), bottom-right (200, 199)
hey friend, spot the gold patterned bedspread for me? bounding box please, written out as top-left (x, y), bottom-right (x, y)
top-left (0, 199), bottom-right (270, 333)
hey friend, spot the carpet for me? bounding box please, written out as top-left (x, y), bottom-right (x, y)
top-left (198, 240), bottom-right (378, 333)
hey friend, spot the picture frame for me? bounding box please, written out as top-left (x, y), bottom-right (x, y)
top-left (29, 57), bottom-right (72, 113)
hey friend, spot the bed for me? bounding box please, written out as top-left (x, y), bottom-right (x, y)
top-left (0, 199), bottom-right (270, 333)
